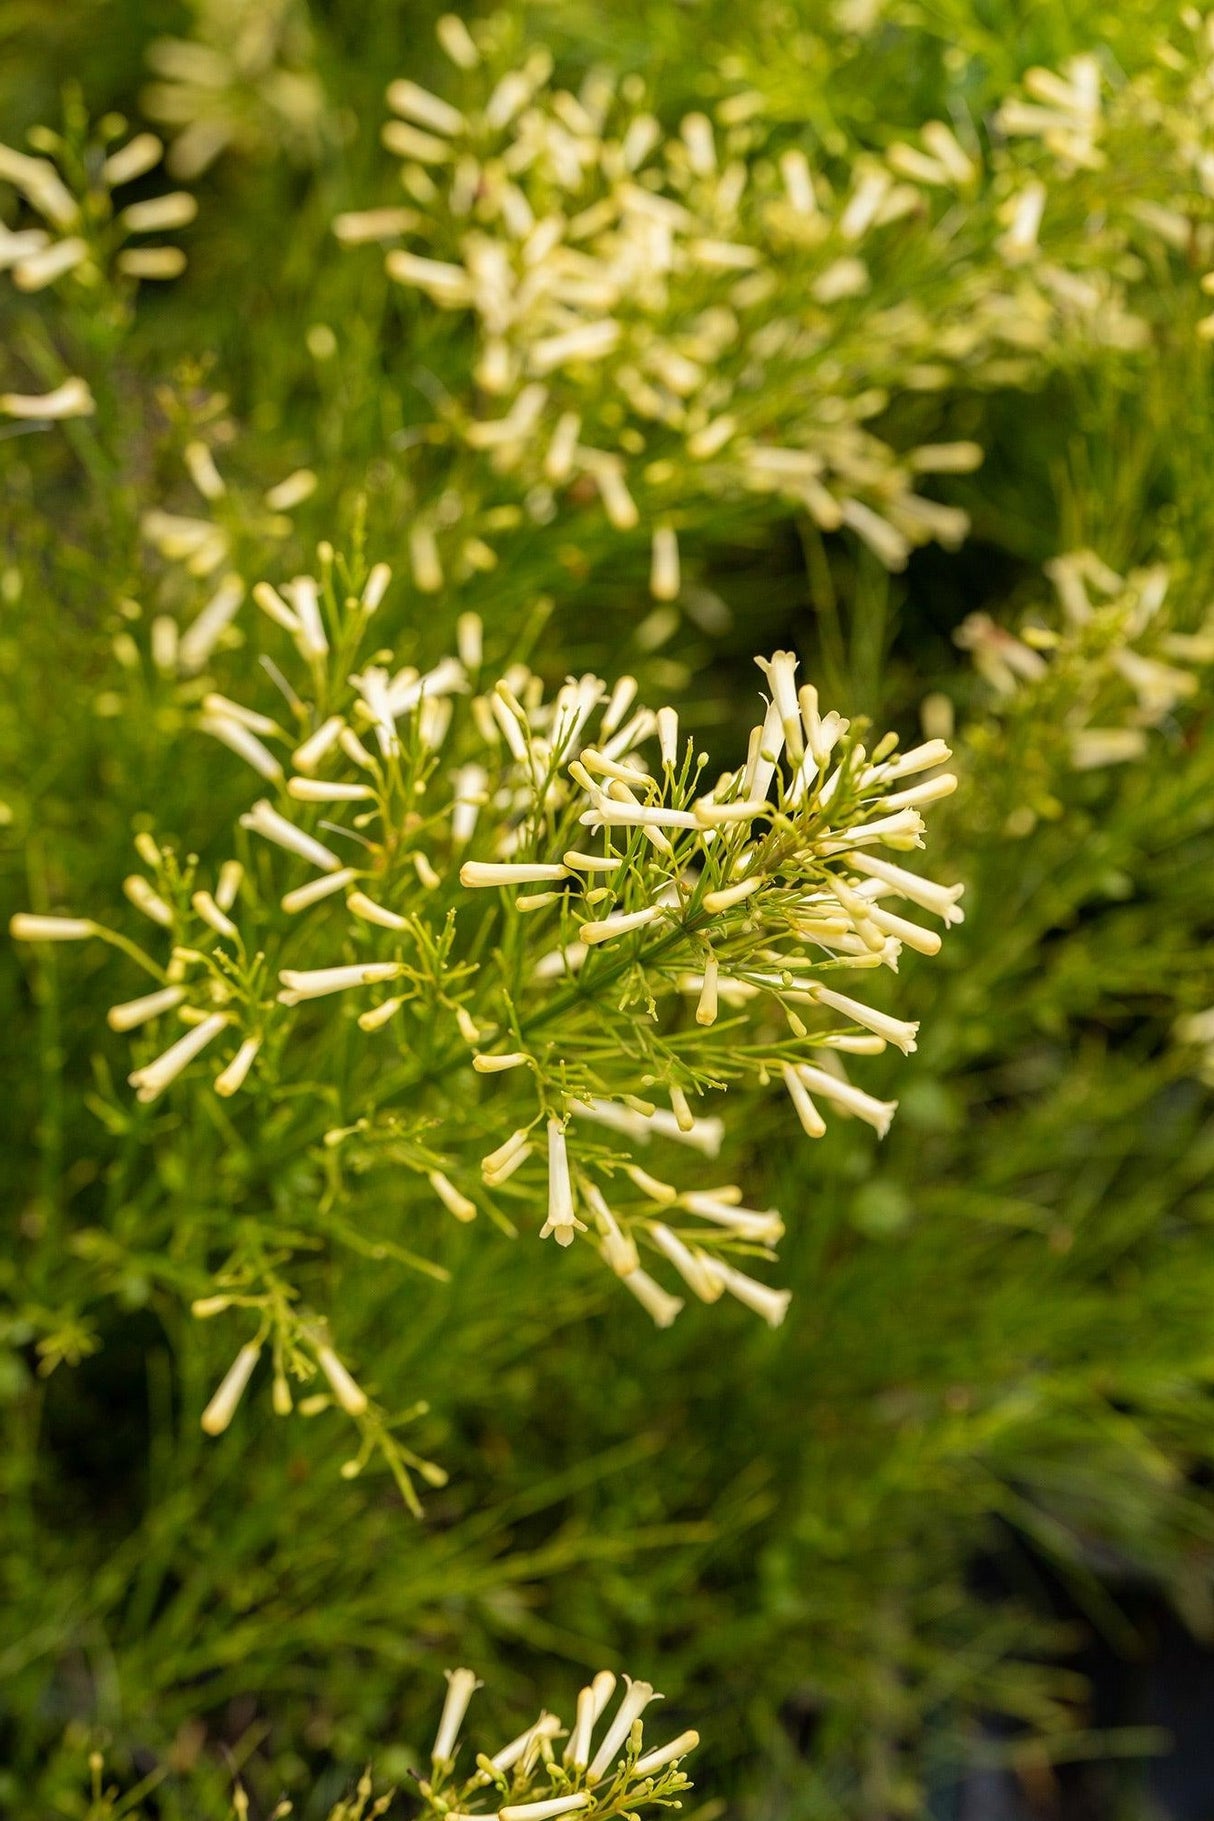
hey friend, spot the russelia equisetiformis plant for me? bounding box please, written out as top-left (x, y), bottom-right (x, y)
top-left (0, 105), bottom-right (196, 296)
top-left (12, 543), bottom-right (962, 1497)
top-left (956, 550), bottom-right (1214, 837)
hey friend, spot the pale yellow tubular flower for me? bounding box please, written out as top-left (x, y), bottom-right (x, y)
top-left (0, 376), bottom-right (95, 419)
top-left (200, 1341), bottom-right (261, 1435)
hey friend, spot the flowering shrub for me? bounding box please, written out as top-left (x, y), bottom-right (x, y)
top-left (6, 3), bottom-right (1214, 1818)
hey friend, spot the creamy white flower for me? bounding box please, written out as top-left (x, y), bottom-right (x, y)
top-left (584, 1184), bottom-right (640, 1277)
top-left (214, 1035), bottom-right (262, 1098)
top-left (429, 1169), bottom-right (477, 1223)
top-left (702, 876), bottom-right (761, 914)
top-left (253, 580), bottom-right (302, 637)
top-left (433, 1667), bottom-right (482, 1765)
top-left (634, 1730), bottom-right (701, 1778)
top-left (101, 131), bottom-right (163, 187)
top-left (880, 772), bottom-right (958, 811)
top-left (588, 1678), bottom-right (661, 1780)
top-left (0, 376), bottom-right (95, 419)
top-left (385, 248), bottom-right (472, 304)
top-left (482, 1128), bottom-right (534, 1186)
top-left (650, 1223), bottom-right (724, 1302)
top-left (999, 181), bottom-right (1046, 260)
top-left (862, 738), bottom-right (953, 785)
top-left (620, 1267), bottom-right (684, 1327)
top-left (1070, 728), bottom-right (1149, 769)
top-left (191, 890), bottom-right (238, 940)
top-left (485, 1712), bottom-right (563, 1777)
top-left (706, 1260), bottom-right (792, 1328)
top-left (848, 852), bottom-right (965, 923)
top-left (128, 1011), bottom-right (229, 1102)
top-left (532, 941), bottom-right (589, 981)
top-left (277, 962), bottom-right (402, 1006)
top-left (11, 912), bottom-right (96, 942)
top-left (530, 319), bottom-right (620, 374)
top-left (572, 1096), bottom-right (724, 1156)
top-left (287, 574), bottom-right (328, 658)
top-left (200, 713), bottom-right (282, 780)
top-left (500, 1798), bottom-right (590, 1821)
top-left (293, 716), bottom-right (346, 774)
top-left (13, 236), bottom-right (89, 290)
top-left (436, 12), bottom-right (479, 67)
top-left (281, 868), bottom-right (359, 914)
top-left (828, 809), bottom-right (926, 851)
top-left (288, 777), bottom-right (375, 803)
top-left (0, 141), bottom-right (78, 224)
top-left (107, 985), bottom-right (186, 1031)
top-left (346, 891), bottom-right (407, 930)
top-left (240, 799), bottom-right (344, 872)
top-left (461, 860), bottom-right (569, 888)
top-left (695, 952), bottom-right (719, 1026)
top-left (541, 1117), bottom-right (583, 1246)
top-left (200, 1341), bottom-right (260, 1436)
top-left (387, 77), bottom-right (465, 137)
top-left (123, 875), bottom-right (174, 928)
top-left (580, 904), bottom-right (663, 945)
top-left (580, 802), bottom-right (698, 831)
top-left (357, 996), bottom-right (404, 1032)
top-left (811, 984), bottom-right (919, 1055)
top-left (361, 561), bottom-right (393, 612)
top-left (679, 1192), bottom-right (784, 1244)
top-left (184, 443), bottom-right (224, 505)
top-left (861, 901), bottom-right (942, 956)
top-left (795, 1062), bottom-right (897, 1136)
top-left (600, 675), bottom-right (637, 737)
top-left (117, 246), bottom-right (186, 281)
top-left (756, 650), bottom-right (804, 761)
top-left (695, 795), bottom-right (770, 828)
top-left (202, 695), bottom-right (280, 738)
top-left (409, 523), bottom-right (443, 593)
top-left (782, 1062), bottom-right (827, 1138)
top-left (565, 1670), bottom-right (619, 1769)
top-left (316, 1343), bottom-right (368, 1416)
top-left (121, 190), bottom-right (196, 234)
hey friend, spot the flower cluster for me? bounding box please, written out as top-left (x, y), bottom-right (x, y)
top-left (135, 440), bottom-right (319, 677)
top-left (0, 110), bottom-right (195, 296)
top-left (414, 1663), bottom-right (698, 1821)
top-left (13, 543), bottom-right (961, 1432)
top-left (86, 1664), bottom-right (698, 1821)
top-left (333, 20), bottom-right (1158, 584)
top-left (956, 550), bottom-right (1212, 822)
top-left (990, 25), bottom-right (1214, 340)
top-left (141, 0), bottom-right (328, 179)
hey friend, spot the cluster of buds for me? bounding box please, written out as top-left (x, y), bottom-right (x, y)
top-left (142, 0), bottom-right (328, 179)
top-left (337, 21), bottom-right (1128, 579)
top-left (995, 56), bottom-right (1106, 173)
top-left (956, 551), bottom-right (1211, 811)
top-left (416, 1664), bottom-right (698, 1821)
top-left (327, 15), bottom-right (1214, 597)
top-left (0, 112), bottom-right (195, 295)
top-left (128, 442), bottom-right (319, 680)
top-left (12, 548), bottom-right (962, 1355)
top-left (990, 27), bottom-right (1214, 341)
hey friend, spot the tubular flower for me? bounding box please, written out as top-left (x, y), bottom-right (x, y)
top-left (0, 117), bottom-right (195, 293)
